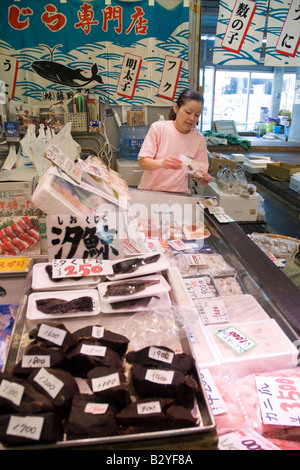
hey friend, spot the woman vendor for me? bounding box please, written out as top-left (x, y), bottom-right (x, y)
top-left (138, 89), bottom-right (211, 193)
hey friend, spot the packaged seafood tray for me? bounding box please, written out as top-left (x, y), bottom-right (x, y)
top-left (194, 294), bottom-right (270, 326)
top-left (212, 275), bottom-right (245, 297)
top-left (1, 258), bottom-right (216, 450)
top-left (31, 262), bottom-right (101, 291)
top-left (206, 319), bottom-right (299, 378)
top-left (169, 253), bottom-right (236, 279)
top-left (106, 253), bottom-right (170, 281)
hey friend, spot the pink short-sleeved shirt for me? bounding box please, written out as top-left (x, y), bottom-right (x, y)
top-left (138, 120), bottom-right (208, 193)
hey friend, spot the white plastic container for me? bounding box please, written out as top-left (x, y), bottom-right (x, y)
top-left (206, 319), bottom-right (299, 378)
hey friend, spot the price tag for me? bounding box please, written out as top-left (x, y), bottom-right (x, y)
top-left (255, 375), bottom-right (300, 427)
top-left (91, 326), bottom-right (105, 339)
top-left (196, 298), bottom-right (229, 324)
top-left (0, 379), bottom-right (25, 407)
top-left (91, 372), bottom-right (120, 393)
top-left (137, 401), bottom-right (161, 415)
top-left (208, 206), bottom-right (225, 214)
top-left (80, 344), bottom-right (106, 357)
top-left (45, 143), bottom-right (82, 183)
top-left (148, 346), bottom-right (174, 364)
top-left (145, 369), bottom-right (174, 385)
top-left (6, 415), bottom-right (44, 441)
top-left (52, 258), bottom-right (113, 279)
top-left (200, 369), bottom-right (227, 416)
top-left (215, 326), bottom-right (257, 354)
top-left (37, 323), bottom-right (67, 347)
top-left (0, 257), bottom-right (30, 273)
top-left (168, 239), bottom-right (188, 251)
top-left (21, 355), bottom-right (51, 368)
top-left (218, 430), bottom-right (281, 450)
top-left (33, 368), bottom-right (64, 399)
top-left (184, 254), bottom-right (206, 266)
top-left (184, 277), bottom-right (213, 300)
top-left (84, 403), bottom-right (109, 415)
top-left (213, 213), bottom-right (234, 223)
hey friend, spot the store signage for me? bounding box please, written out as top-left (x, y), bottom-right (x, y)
top-left (158, 55), bottom-right (182, 101)
top-left (255, 375), bottom-right (300, 427)
top-left (275, 0), bottom-right (300, 58)
top-left (221, 0), bottom-right (257, 54)
top-left (215, 326), bottom-right (257, 354)
top-left (45, 144), bottom-right (82, 184)
top-left (116, 52), bottom-right (142, 99)
top-left (0, 53), bottom-right (18, 100)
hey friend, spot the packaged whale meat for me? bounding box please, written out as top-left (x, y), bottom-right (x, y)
top-left (35, 296), bottom-right (94, 314)
top-left (112, 254), bottom-right (160, 275)
top-left (104, 279), bottom-right (160, 297)
top-left (72, 325), bottom-right (129, 357)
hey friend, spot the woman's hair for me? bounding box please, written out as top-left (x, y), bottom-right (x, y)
top-left (168, 89), bottom-right (204, 120)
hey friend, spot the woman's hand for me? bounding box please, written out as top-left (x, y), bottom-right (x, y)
top-left (193, 171), bottom-right (212, 185)
top-left (161, 156), bottom-right (183, 170)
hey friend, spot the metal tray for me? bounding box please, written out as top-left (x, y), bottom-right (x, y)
top-left (1, 258), bottom-right (216, 450)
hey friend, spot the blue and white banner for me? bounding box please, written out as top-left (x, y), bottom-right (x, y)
top-left (0, 0), bottom-right (189, 106)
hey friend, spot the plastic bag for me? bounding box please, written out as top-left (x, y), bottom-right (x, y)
top-left (51, 122), bottom-right (81, 162)
top-left (2, 145), bottom-right (17, 171)
top-left (16, 124), bottom-right (36, 168)
top-left (30, 124), bottom-right (53, 177)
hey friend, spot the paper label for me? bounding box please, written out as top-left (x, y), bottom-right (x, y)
top-left (213, 213), bottom-right (234, 223)
top-left (52, 258), bottom-right (113, 278)
top-left (21, 355), bottom-right (51, 368)
top-left (255, 375), bottom-right (300, 427)
top-left (91, 372), bottom-right (120, 393)
top-left (200, 369), bottom-right (227, 416)
top-left (145, 369), bottom-right (174, 385)
top-left (184, 254), bottom-right (206, 266)
top-left (0, 379), bottom-right (25, 407)
top-left (84, 402), bottom-right (109, 415)
top-left (196, 298), bottom-right (229, 324)
top-left (33, 368), bottom-right (64, 399)
top-left (184, 277), bottom-right (213, 300)
top-left (137, 401), bottom-right (162, 415)
top-left (46, 143), bottom-right (82, 183)
top-left (80, 344), bottom-right (106, 357)
top-left (148, 346), bottom-right (174, 364)
top-left (168, 239), bottom-right (188, 251)
top-left (37, 323), bottom-right (67, 347)
top-left (6, 415), bottom-right (44, 441)
top-left (218, 430), bottom-right (281, 450)
top-left (215, 326), bottom-right (257, 354)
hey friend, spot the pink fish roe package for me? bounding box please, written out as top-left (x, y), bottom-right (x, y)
top-left (214, 368), bottom-right (300, 448)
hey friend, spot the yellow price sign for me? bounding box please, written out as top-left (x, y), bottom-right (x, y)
top-left (0, 257), bottom-right (31, 272)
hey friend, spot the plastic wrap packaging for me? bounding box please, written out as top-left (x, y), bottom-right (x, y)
top-left (214, 368), bottom-right (300, 448)
top-left (249, 233), bottom-right (299, 260)
top-left (168, 253), bottom-right (236, 278)
top-left (217, 164), bottom-right (256, 197)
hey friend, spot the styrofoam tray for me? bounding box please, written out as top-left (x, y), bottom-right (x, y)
top-left (27, 289), bottom-right (101, 320)
top-left (32, 263), bottom-right (101, 291)
top-left (99, 291), bottom-right (172, 314)
top-left (98, 274), bottom-right (170, 303)
top-left (106, 253), bottom-right (170, 281)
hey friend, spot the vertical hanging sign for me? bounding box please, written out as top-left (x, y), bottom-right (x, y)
top-left (221, 0), bottom-right (257, 54)
top-left (158, 55), bottom-right (182, 100)
top-left (116, 52), bottom-right (142, 99)
top-left (275, 0), bottom-right (300, 58)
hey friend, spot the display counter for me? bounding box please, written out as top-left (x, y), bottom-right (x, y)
top-left (1, 191), bottom-right (300, 450)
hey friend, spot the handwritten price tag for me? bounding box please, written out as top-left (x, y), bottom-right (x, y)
top-left (255, 375), bottom-right (300, 427)
top-left (218, 430), bottom-right (281, 450)
top-left (196, 298), bottom-right (229, 324)
top-left (215, 326), bottom-right (257, 354)
top-left (52, 258), bottom-right (113, 278)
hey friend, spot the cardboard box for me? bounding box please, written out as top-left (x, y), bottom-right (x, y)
top-left (290, 172), bottom-right (300, 195)
top-left (209, 156), bottom-right (237, 173)
top-left (127, 110), bottom-right (145, 126)
top-left (204, 182), bottom-right (260, 221)
top-left (265, 162), bottom-right (300, 181)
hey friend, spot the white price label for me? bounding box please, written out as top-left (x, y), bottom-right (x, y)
top-left (184, 254), bottom-right (206, 266)
top-left (184, 277), bottom-right (212, 300)
top-left (6, 415), bottom-right (44, 441)
top-left (219, 430), bottom-right (281, 450)
top-left (37, 323), bottom-right (67, 347)
top-left (215, 326), bottom-right (257, 354)
top-left (21, 355), bottom-right (51, 368)
top-left (33, 368), bottom-right (64, 399)
top-left (137, 401), bottom-right (161, 415)
top-left (84, 402), bottom-right (109, 415)
top-left (52, 258), bottom-right (113, 279)
top-left (0, 379), bottom-right (25, 407)
top-left (80, 344), bottom-right (107, 357)
top-left (91, 326), bottom-right (105, 339)
top-left (145, 369), bottom-right (174, 385)
top-left (196, 298), bottom-right (229, 324)
top-left (255, 375), bottom-right (300, 427)
top-left (91, 372), bottom-right (120, 393)
top-left (148, 346), bottom-right (174, 364)
top-left (200, 369), bottom-right (227, 416)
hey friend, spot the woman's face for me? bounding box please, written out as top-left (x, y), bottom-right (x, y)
top-left (173, 99), bottom-right (203, 134)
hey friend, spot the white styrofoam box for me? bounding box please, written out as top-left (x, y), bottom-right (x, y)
top-left (290, 172), bottom-right (300, 195)
top-left (242, 162), bottom-right (266, 174)
top-left (246, 155), bottom-right (271, 162)
top-left (116, 158), bottom-right (143, 187)
top-left (231, 153), bottom-right (245, 163)
top-left (206, 319), bottom-right (298, 378)
top-left (204, 182), bottom-right (260, 221)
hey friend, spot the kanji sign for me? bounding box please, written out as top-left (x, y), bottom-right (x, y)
top-left (221, 0), bottom-right (257, 54)
top-left (116, 52), bottom-right (142, 99)
top-left (0, 53), bottom-right (18, 100)
top-left (276, 0), bottom-right (300, 58)
top-left (158, 55), bottom-right (182, 100)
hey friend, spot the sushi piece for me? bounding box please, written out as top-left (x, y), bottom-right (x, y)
top-left (10, 237), bottom-right (28, 251)
top-left (11, 223), bottom-right (22, 237)
top-left (18, 232), bottom-right (36, 247)
top-left (0, 242), bottom-right (18, 255)
top-left (112, 254), bottom-right (161, 275)
top-left (104, 279), bottom-right (160, 297)
top-left (21, 216), bottom-right (36, 229)
top-left (35, 296), bottom-right (94, 314)
top-left (27, 228), bottom-right (40, 241)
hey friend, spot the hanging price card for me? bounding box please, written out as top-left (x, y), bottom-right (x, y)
top-left (215, 326), bottom-right (257, 354)
top-left (200, 368), bottom-right (227, 416)
top-left (255, 375), bottom-right (300, 427)
top-left (52, 258), bottom-right (113, 278)
top-left (184, 277), bottom-right (213, 300)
